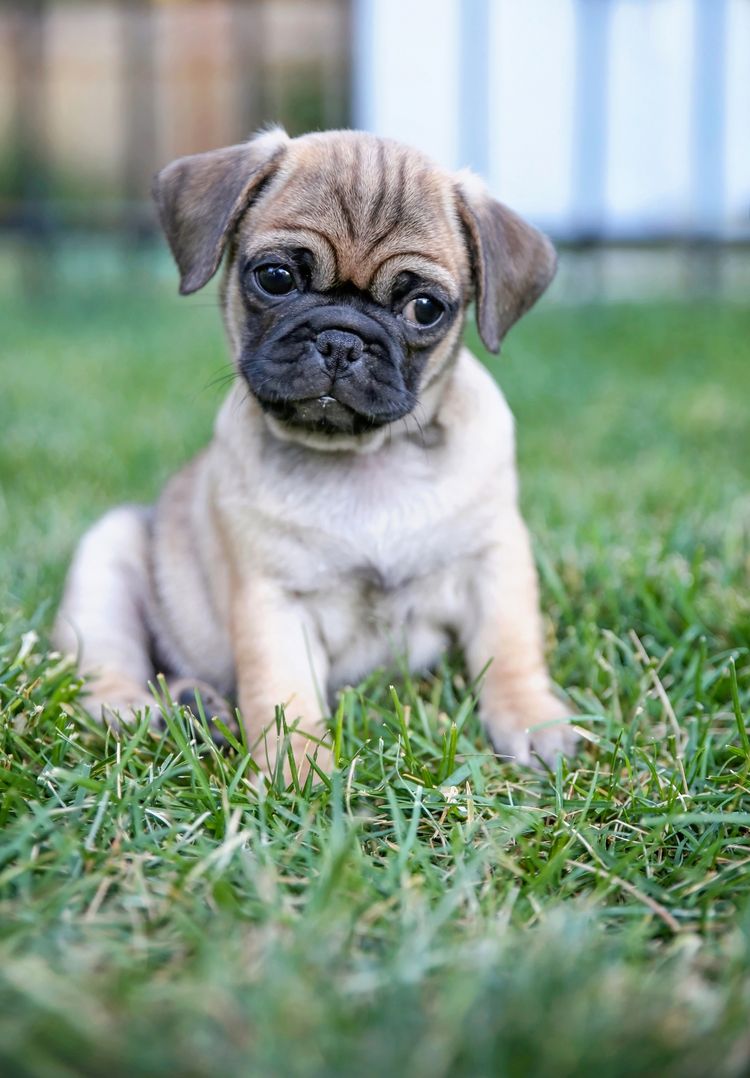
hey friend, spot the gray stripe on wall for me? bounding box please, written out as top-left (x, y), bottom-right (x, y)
top-left (690, 0), bottom-right (728, 237)
top-left (571, 0), bottom-right (612, 239)
top-left (459, 0), bottom-right (491, 175)
top-left (352, 0), bottom-right (377, 131)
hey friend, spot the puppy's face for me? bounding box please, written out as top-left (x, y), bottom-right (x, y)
top-left (226, 133), bottom-right (469, 439)
top-left (154, 129), bottom-right (557, 447)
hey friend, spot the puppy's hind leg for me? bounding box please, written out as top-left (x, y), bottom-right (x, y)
top-left (54, 505), bottom-right (158, 725)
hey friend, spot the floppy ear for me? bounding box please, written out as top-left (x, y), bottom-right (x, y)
top-left (456, 177), bottom-right (557, 353)
top-left (152, 128), bottom-right (289, 295)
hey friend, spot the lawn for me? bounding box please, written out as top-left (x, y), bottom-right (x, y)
top-left (1, 254), bottom-right (750, 1076)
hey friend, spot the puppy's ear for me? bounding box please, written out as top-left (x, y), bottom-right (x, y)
top-left (153, 127), bottom-right (289, 295)
top-left (456, 174), bottom-right (557, 353)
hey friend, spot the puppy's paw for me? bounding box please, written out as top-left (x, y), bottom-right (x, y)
top-left (85, 690), bottom-right (163, 733)
top-left (169, 678), bottom-right (239, 744)
top-left (257, 729), bottom-right (334, 786)
top-left (483, 692), bottom-right (578, 769)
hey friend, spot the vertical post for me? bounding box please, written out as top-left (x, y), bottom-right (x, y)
top-left (351, 0), bottom-right (376, 131)
top-left (571, 0), bottom-right (611, 243)
top-left (232, 0), bottom-right (269, 135)
top-left (321, 0), bottom-right (352, 130)
top-left (690, 0), bottom-right (728, 239)
top-left (9, 0), bottom-right (50, 294)
top-left (687, 0), bottom-right (727, 296)
top-left (121, 0), bottom-right (157, 250)
top-left (459, 0), bottom-right (490, 176)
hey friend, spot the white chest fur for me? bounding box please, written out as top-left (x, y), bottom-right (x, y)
top-left (252, 437), bottom-right (501, 683)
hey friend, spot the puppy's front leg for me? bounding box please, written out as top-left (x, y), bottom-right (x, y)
top-left (232, 578), bottom-right (332, 780)
top-left (465, 512), bottom-right (576, 767)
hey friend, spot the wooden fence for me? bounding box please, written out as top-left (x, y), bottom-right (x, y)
top-left (0, 0), bottom-right (351, 241)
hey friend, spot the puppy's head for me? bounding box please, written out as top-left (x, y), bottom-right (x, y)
top-left (154, 128), bottom-right (556, 448)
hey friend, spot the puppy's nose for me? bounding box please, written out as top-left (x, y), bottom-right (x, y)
top-left (315, 329), bottom-right (363, 370)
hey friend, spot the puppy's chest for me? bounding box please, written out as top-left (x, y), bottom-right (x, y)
top-left (238, 449), bottom-right (496, 681)
top-left (251, 447), bottom-right (494, 591)
top-left (309, 544), bottom-right (482, 681)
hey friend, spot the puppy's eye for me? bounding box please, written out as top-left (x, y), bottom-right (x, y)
top-left (403, 295), bottom-right (444, 327)
top-left (255, 264), bottom-right (296, 296)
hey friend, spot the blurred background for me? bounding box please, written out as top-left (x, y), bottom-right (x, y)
top-left (1, 0), bottom-right (749, 297)
top-left (1, 0), bottom-right (749, 611)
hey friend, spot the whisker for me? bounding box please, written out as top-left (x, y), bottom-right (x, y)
top-left (410, 412), bottom-right (426, 447)
top-left (203, 366), bottom-right (237, 392)
top-left (166, 301), bottom-right (222, 310)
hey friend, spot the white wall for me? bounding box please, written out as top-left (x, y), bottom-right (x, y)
top-left (353, 0), bottom-right (750, 241)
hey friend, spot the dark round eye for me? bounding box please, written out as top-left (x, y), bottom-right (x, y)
top-left (403, 295), bottom-right (444, 327)
top-left (255, 264), bottom-right (296, 296)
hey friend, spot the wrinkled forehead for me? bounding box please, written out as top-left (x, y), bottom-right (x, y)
top-left (237, 134), bottom-right (468, 300)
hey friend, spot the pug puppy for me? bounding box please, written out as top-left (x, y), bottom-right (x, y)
top-left (55, 127), bottom-right (576, 775)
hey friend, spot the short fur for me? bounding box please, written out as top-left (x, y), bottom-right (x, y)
top-left (55, 128), bottom-right (575, 775)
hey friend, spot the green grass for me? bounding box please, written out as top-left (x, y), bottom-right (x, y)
top-left (1, 262), bottom-right (750, 1076)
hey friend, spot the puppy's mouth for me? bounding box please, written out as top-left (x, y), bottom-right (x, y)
top-left (260, 394), bottom-right (381, 436)
top-left (242, 304), bottom-right (419, 437)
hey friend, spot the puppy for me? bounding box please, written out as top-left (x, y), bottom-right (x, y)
top-left (55, 127), bottom-right (576, 775)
